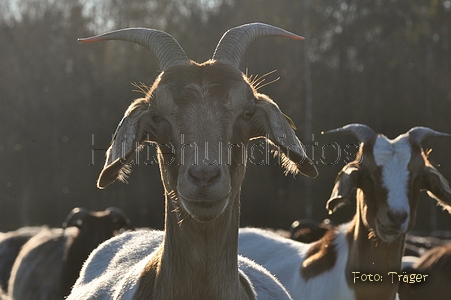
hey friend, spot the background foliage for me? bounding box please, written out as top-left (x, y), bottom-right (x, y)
top-left (1, 0), bottom-right (451, 233)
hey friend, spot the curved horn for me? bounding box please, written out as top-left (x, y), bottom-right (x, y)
top-left (212, 23), bottom-right (304, 68)
top-left (408, 127), bottom-right (451, 144)
top-left (62, 207), bottom-right (90, 229)
top-left (106, 207), bottom-right (134, 231)
top-left (78, 28), bottom-right (190, 71)
top-left (324, 123), bottom-right (378, 144)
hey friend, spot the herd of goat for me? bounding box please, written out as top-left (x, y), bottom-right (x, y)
top-left (2, 23), bottom-right (451, 299)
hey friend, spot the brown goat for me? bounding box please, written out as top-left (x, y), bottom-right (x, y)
top-left (67, 23), bottom-right (317, 300)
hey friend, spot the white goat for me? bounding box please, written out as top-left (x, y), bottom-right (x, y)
top-left (67, 23), bottom-right (318, 300)
top-left (8, 207), bottom-right (132, 300)
top-left (239, 124), bottom-right (451, 300)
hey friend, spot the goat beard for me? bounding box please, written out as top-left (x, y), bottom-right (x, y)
top-left (368, 229), bottom-right (382, 247)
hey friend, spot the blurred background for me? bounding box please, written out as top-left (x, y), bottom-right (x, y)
top-left (1, 0), bottom-right (451, 234)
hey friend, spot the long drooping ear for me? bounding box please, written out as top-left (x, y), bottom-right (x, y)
top-left (326, 164), bottom-right (359, 214)
top-left (97, 99), bottom-right (153, 189)
top-left (423, 165), bottom-right (451, 213)
top-left (249, 94), bottom-right (318, 178)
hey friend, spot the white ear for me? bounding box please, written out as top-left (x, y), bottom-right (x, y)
top-left (249, 94), bottom-right (318, 178)
top-left (97, 99), bottom-right (153, 189)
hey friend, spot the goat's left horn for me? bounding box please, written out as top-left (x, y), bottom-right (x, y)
top-left (324, 123), bottom-right (378, 144)
top-left (78, 28), bottom-right (190, 71)
top-left (212, 23), bottom-right (304, 68)
top-left (408, 127), bottom-right (451, 144)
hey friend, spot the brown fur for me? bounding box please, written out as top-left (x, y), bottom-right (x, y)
top-left (118, 61), bottom-right (289, 300)
top-left (398, 244), bottom-right (451, 300)
top-left (344, 215), bottom-right (405, 300)
top-left (78, 24), bottom-right (317, 300)
top-left (301, 229), bottom-right (337, 279)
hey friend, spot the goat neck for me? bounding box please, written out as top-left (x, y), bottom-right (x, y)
top-left (164, 191), bottom-right (247, 299)
top-left (344, 191), bottom-right (405, 300)
top-left (133, 166), bottom-right (252, 299)
top-left (132, 177), bottom-right (254, 298)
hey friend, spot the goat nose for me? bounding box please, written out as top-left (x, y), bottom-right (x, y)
top-left (387, 210), bottom-right (408, 224)
top-left (188, 165), bottom-right (221, 188)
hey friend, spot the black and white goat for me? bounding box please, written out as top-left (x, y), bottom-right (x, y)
top-left (239, 124), bottom-right (451, 300)
top-left (8, 207), bottom-right (132, 300)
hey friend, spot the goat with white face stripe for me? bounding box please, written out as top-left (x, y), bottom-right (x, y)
top-left (327, 124), bottom-right (451, 244)
top-left (239, 124), bottom-right (451, 300)
top-left (371, 134), bottom-right (412, 241)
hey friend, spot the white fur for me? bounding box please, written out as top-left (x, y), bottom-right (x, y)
top-left (239, 226), bottom-right (354, 300)
top-left (68, 230), bottom-right (292, 300)
top-left (374, 135), bottom-right (411, 222)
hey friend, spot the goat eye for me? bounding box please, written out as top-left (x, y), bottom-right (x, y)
top-left (152, 115), bottom-right (162, 123)
top-left (242, 109), bottom-right (254, 121)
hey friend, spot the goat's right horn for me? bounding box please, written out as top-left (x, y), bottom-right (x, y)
top-left (78, 28), bottom-right (190, 71)
top-left (408, 127), bottom-right (451, 144)
top-left (212, 23), bottom-right (304, 68)
top-left (324, 123), bottom-right (378, 144)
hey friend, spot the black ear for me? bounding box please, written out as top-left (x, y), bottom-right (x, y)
top-left (249, 94), bottom-right (318, 178)
top-left (423, 165), bottom-right (451, 213)
top-left (97, 99), bottom-right (154, 189)
top-left (326, 164), bottom-right (359, 214)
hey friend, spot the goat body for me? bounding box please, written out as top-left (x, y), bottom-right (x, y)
top-left (398, 243), bottom-right (451, 300)
top-left (240, 226), bottom-right (354, 299)
top-left (8, 228), bottom-right (71, 300)
top-left (0, 227), bottom-right (43, 293)
top-left (70, 230), bottom-right (293, 299)
top-left (8, 208), bottom-right (131, 300)
top-left (239, 124), bottom-right (451, 300)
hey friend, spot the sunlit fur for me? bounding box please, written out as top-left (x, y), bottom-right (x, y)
top-left (0, 227), bottom-right (43, 294)
top-left (8, 208), bottom-right (131, 300)
top-left (67, 57), bottom-right (316, 299)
